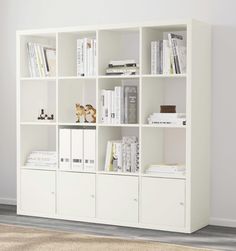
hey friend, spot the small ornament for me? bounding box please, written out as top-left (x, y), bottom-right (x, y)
top-left (37, 109), bottom-right (54, 121)
top-left (84, 104), bottom-right (96, 123)
top-left (75, 104), bottom-right (86, 123)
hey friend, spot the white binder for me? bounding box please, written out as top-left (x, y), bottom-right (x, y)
top-left (59, 129), bottom-right (71, 170)
top-left (83, 129), bottom-right (96, 172)
top-left (71, 129), bottom-right (84, 171)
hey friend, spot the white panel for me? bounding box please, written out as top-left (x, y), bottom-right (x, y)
top-left (141, 177), bottom-right (185, 227)
top-left (83, 129), bottom-right (96, 172)
top-left (58, 172), bottom-right (95, 218)
top-left (71, 129), bottom-right (83, 171)
top-left (97, 175), bottom-right (138, 223)
top-left (21, 169), bottom-right (55, 214)
top-left (59, 129), bottom-right (71, 169)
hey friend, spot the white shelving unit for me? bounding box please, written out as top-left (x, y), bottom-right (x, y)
top-left (16, 20), bottom-right (211, 233)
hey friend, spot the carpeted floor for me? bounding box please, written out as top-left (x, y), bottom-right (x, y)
top-left (0, 224), bottom-right (218, 251)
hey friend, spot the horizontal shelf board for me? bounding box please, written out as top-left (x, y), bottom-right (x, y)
top-left (98, 75), bottom-right (140, 79)
top-left (58, 76), bottom-right (96, 80)
top-left (142, 124), bottom-right (186, 128)
top-left (142, 173), bottom-right (186, 179)
top-left (98, 123), bottom-right (139, 127)
top-left (20, 77), bottom-right (56, 81)
top-left (20, 122), bottom-right (56, 126)
top-left (142, 74), bottom-right (186, 78)
top-left (59, 169), bottom-right (96, 174)
top-left (21, 166), bottom-right (57, 171)
top-left (58, 122), bottom-right (96, 127)
top-left (98, 171), bottom-right (139, 176)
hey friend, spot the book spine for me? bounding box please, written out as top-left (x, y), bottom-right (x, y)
top-left (94, 39), bottom-right (97, 75)
top-left (168, 34), bottom-right (176, 74)
top-left (83, 38), bottom-right (87, 76)
top-left (107, 90), bottom-right (112, 124)
top-left (163, 40), bottom-right (171, 75)
top-left (156, 41), bottom-right (161, 74)
top-left (36, 44), bottom-right (45, 77)
top-left (116, 142), bottom-right (122, 172)
top-left (130, 143), bottom-right (136, 173)
top-left (111, 90), bottom-right (115, 124)
top-left (41, 46), bottom-right (48, 77)
top-left (114, 86), bottom-right (121, 124)
top-left (159, 40), bottom-right (163, 74)
top-left (77, 39), bottom-right (81, 76)
top-left (104, 90), bottom-right (109, 124)
top-left (100, 89), bottom-right (106, 123)
top-left (172, 38), bottom-right (181, 74)
top-left (124, 86), bottom-right (137, 124)
top-left (26, 43), bottom-right (33, 77)
top-left (105, 141), bottom-right (113, 171)
top-left (151, 41), bottom-right (156, 74)
top-left (33, 44), bottom-right (40, 77)
top-left (28, 43), bottom-right (37, 77)
top-left (91, 39), bottom-right (94, 76)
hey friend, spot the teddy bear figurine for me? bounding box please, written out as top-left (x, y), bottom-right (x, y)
top-left (75, 103), bottom-right (86, 123)
top-left (84, 104), bottom-right (96, 123)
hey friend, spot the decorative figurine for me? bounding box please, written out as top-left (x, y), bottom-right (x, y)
top-left (85, 104), bottom-right (96, 123)
top-left (38, 109), bottom-right (54, 120)
top-left (75, 104), bottom-right (86, 123)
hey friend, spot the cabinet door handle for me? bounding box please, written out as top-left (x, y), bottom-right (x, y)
top-left (133, 198), bottom-right (138, 202)
top-left (180, 202), bottom-right (184, 206)
top-left (91, 194), bottom-right (95, 198)
top-left (51, 192), bottom-right (55, 195)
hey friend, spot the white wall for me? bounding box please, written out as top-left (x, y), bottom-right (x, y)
top-left (1, 0), bottom-right (236, 227)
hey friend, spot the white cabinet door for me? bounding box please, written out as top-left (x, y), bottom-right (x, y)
top-left (141, 177), bottom-right (185, 227)
top-left (97, 175), bottom-right (138, 223)
top-left (20, 169), bottom-right (56, 215)
top-left (58, 172), bottom-right (95, 218)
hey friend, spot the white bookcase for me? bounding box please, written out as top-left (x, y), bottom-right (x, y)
top-left (16, 20), bottom-right (211, 233)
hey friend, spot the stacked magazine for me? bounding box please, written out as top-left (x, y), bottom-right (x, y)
top-left (145, 164), bottom-right (186, 176)
top-left (25, 151), bottom-right (57, 168)
top-left (151, 33), bottom-right (186, 74)
top-left (147, 113), bottom-right (186, 126)
top-left (104, 136), bottom-right (139, 173)
top-left (27, 42), bottom-right (56, 77)
top-left (105, 60), bottom-right (139, 75)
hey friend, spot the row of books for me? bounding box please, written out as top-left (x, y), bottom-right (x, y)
top-left (105, 136), bottom-right (139, 173)
top-left (105, 59), bottom-right (139, 75)
top-left (25, 151), bottom-right (57, 168)
top-left (151, 33), bottom-right (186, 75)
top-left (101, 80), bottom-right (138, 124)
top-left (60, 128), bottom-right (96, 172)
top-left (27, 42), bottom-right (56, 77)
top-left (77, 38), bottom-right (96, 76)
top-left (147, 113), bottom-right (186, 126)
top-left (145, 164), bottom-right (185, 175)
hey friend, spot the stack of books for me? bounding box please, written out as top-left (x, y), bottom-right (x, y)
top-left (105, 60), bottom-right (139, 75)
top-left (77, 38), bottom-right (96, 76)
top-left (25, 151), bottom-right (57, 168)
top-left (145, 164), bottom-right (185, 176)
top-left (151, 33), bottom-right (186, 75)
top-left (105, 136), bottom-right (139, 173)
top-left (101, 80), bottom-right (138, 124)
top-left (147, 113), bottom-right (186, 126)
top-left (27, 43), bottom-right (56, 77)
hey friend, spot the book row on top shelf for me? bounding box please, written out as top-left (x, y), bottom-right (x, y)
top-left (20, 125), bottom-right (186, 177)
top-left (19, 25), bottom-right (187, 78)
top-left (20, 77), bottom-right (186, 125)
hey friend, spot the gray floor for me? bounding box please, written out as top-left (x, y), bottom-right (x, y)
top-left (0, 204), bottom-right (235, 251)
